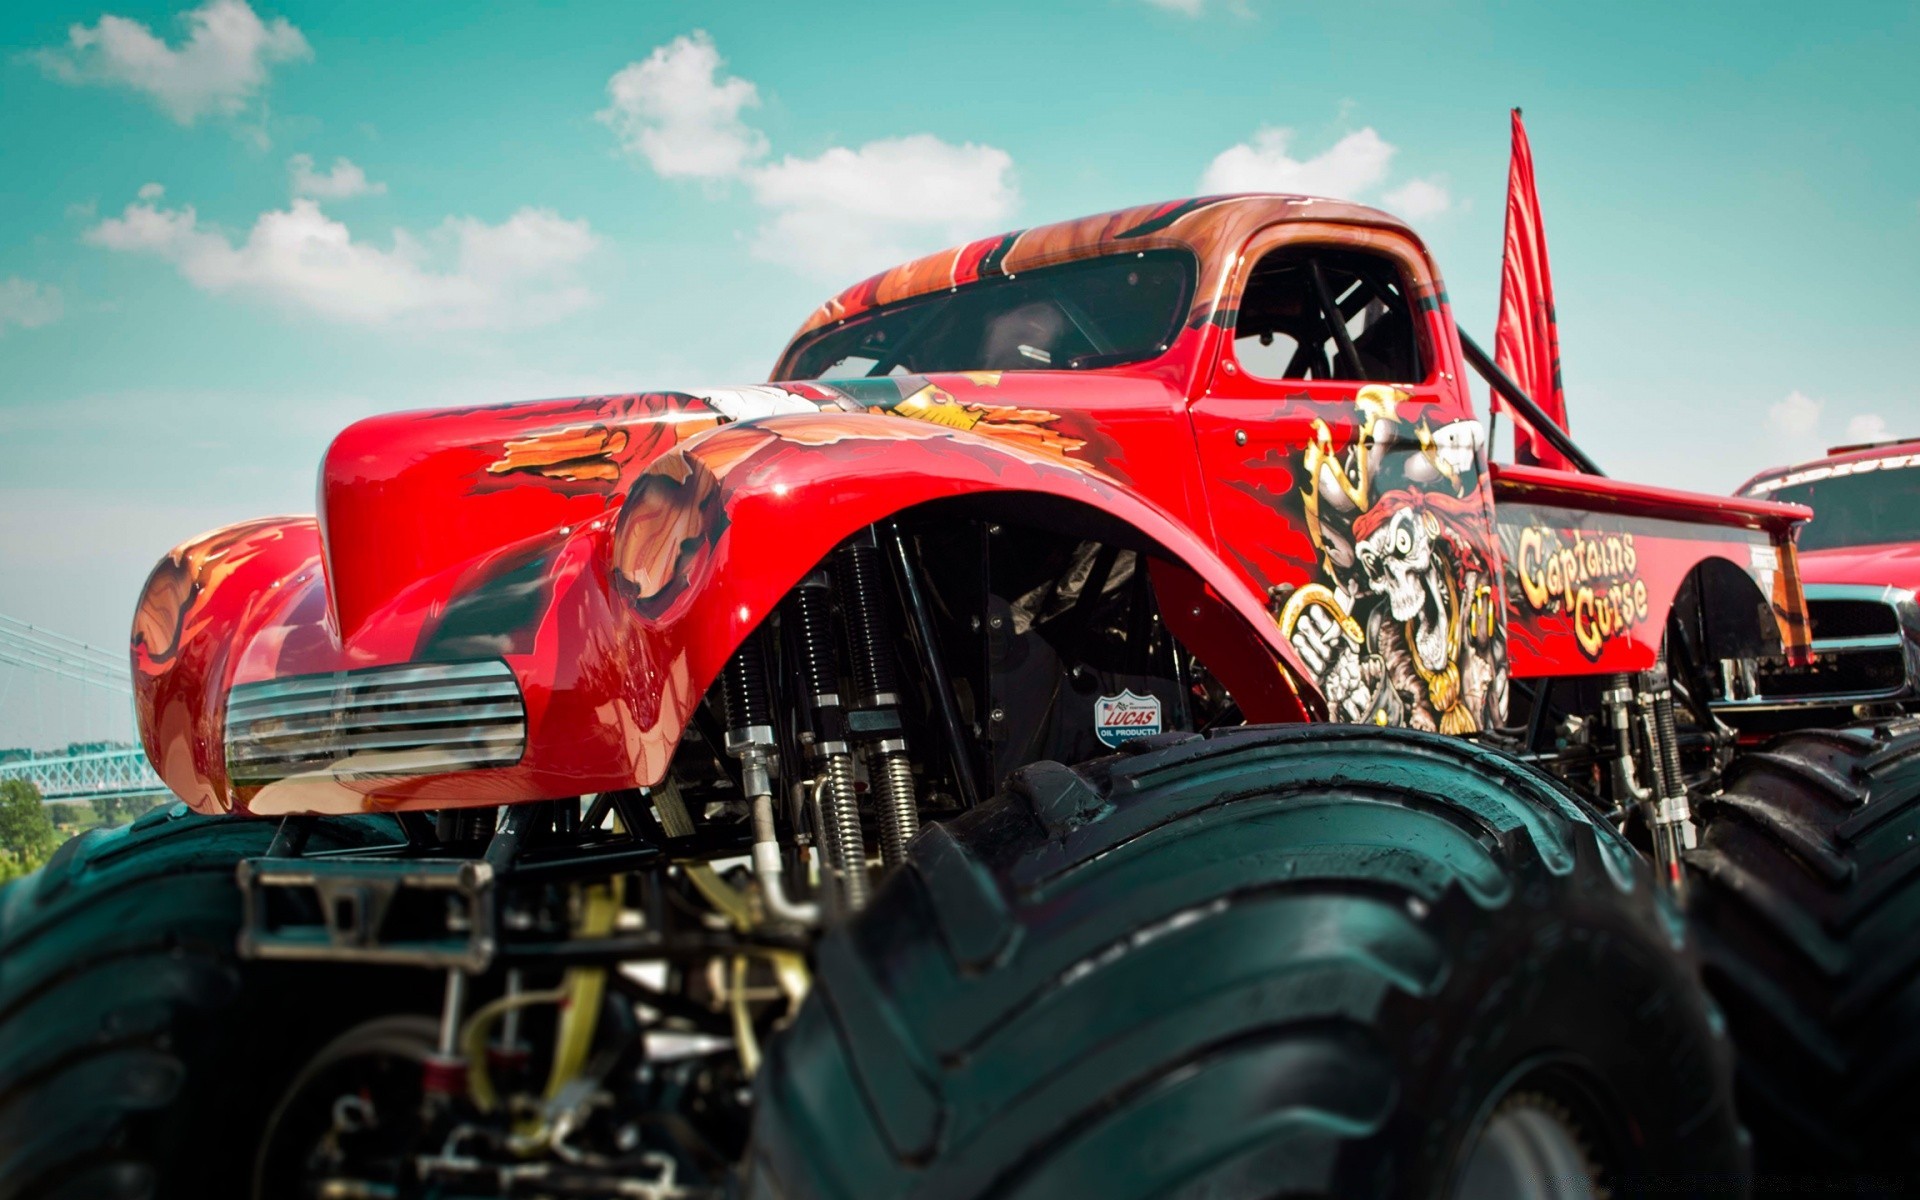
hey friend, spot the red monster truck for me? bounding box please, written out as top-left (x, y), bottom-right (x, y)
top-left (3, 196), bottom-right (1917, 1199)
top-left (1718, 437), bottom-right (1920, 730)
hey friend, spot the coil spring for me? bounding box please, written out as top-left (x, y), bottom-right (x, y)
top-left (821, 753), bottom-right (870, 910)
top-left (835, 540), bottom-right (900, 701)
top-left (873, 750), bottom-right (919, 868)
top-left (790, 579), bottom-right (839, 701)
top-left (838, 535), bottom-right (919, 868)
top-left (1652, 685), bottom-right (1687, 800)
top-left (721, 634), bottom-right (772, 732)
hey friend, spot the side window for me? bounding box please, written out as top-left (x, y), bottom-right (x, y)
top-left (1234, 247), bottom-right (1425, 383)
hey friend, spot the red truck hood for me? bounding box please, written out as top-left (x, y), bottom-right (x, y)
top-left (318, 372), bottom-right (1184, 643)
top-left (134, 368), bottom-right (1295, 815)
top-left (1796, 541), bottom-right (1920, 595)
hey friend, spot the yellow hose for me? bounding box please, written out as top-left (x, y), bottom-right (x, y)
top-left (767, 949), bottom-right (811, 1007)
top-left (461, 986), bottom-right (569, 1112)
top-left (544, 879), bottom-right (621, 1101)
top-left (466, 783), bottom-right (795, 1112)
top-left (650, 780), bottom-right (757, 930)
top-left (730, 956), bottom-right (760, 1075)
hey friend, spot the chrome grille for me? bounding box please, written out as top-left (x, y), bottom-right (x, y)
top-left (225, 659), bottom-right (525, 786)
top-left (1808, 597), bottom-right (1901, 640)
top-left (1716, 583), bottom-right (1919, 711)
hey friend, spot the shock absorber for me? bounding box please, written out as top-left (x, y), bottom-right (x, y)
top-left (836, 529), bottom-right (920, 870)
top-left (1600, 672), bottom-right (1650, 809)
top-left (1640, 664), bottom-right (1696, 899)
top-left (721, 633), bottom-right (817, 925)
top-left (1603, 667), bottom-right (1693, 898)
top-left (721, 631), bottom-right (775, 800)
top-left (790, 569), bottom-right (870, 912)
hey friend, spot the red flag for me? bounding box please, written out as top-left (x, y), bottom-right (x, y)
top-left (1494, 108), bottom-right (1570, 470)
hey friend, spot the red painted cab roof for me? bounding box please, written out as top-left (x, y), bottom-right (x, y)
top-left (785, 194), bottom-right (1419, 347)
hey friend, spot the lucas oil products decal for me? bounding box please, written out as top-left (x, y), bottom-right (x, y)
top-left (1095, 689), bottom-right (1163, 748)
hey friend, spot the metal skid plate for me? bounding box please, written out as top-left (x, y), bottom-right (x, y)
top-left (236, 855), bottom-right (497, 972)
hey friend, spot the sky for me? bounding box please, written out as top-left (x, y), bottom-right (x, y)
top-left (2, 0), bottom-right (1918, 743)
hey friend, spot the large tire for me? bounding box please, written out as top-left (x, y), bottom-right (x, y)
top-left (1686, 718), bottom-right (1920, 1184)
top-left (749, 725), bottom-right (1744, 1199)
top-left (0, 804), bottom-right (405, 1200)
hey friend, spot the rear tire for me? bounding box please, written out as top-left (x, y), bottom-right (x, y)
top-left (1686, 718), bottom-right (1920, 1184)
top-left (0, 805), bottom-right (408, 1200)
top-left (749, 725), bottom-right (1744, 1199)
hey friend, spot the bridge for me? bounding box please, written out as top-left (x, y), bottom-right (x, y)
top-left (0, 614), bottom-right (167, 805)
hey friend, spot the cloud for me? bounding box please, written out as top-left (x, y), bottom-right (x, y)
top-left (746, 136), bottom-right (1017, 278)
top-left (85, 194), bottom-right (598, 329)
top-left (289, 154), bottom-right (385, 200)
top-left (1766, 391), bottom-right (1823, 442)
top-left (597, 30), bottom-right (767, 181)
top-left (1844, 413), bottom-right (1894, 444)
top-left (1762, 393), bottom-right (1904, 453)
top-left (602, 34), bottom-right (1018, 280)
top-left (0, 278), bottom-right (64, 333)
top-left (1200, 125), bottom-right (1454, 220)
top-left (1383, 176), bottom-right (1452, 220)
top-left (1201, 127), bottom-right (1395, 197)
top-left (1143, 0), bottom-right (1205, 13)
top-left (137, 181), bottom-right (165, 201)
top-left (32, 0), bottom-right (310, 125)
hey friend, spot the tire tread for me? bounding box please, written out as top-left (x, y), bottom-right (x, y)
top-left (1687, 718), bottom-right (1920, 1172)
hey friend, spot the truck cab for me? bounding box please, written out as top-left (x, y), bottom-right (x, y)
top-left (771, 195), bottom-right (1808, 742)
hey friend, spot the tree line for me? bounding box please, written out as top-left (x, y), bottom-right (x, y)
top-left (0, 781), bottom-right (169, 882)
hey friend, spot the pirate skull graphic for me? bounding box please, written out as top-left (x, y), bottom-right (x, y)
top-left (1356, 508), bottom-right (1435, 623)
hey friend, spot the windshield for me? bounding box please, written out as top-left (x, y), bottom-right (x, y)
top-left (784, 250), bottom-right (1194, 380)
top-left (1750, 456), bottom-right (1920, 551)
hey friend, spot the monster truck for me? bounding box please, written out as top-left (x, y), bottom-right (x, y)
top-left (3, 195), bottom-right (1917, 1199)
top-left (1717, 436), bottom-right (1920, 731)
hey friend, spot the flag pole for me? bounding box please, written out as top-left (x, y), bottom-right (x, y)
top-left (1460, 331), bottom-right (1603, 476)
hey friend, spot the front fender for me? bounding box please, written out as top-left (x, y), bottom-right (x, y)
top-left (141, 415), bottom-right (1319, 816)
top-left (131, 516), bottom-right (324, 812)
top-left (609, 413), bottom-right (1322, 751)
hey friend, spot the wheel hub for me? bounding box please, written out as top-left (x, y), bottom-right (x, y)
top-left (1457, 1089), bottom-right (1608, 1200)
